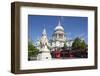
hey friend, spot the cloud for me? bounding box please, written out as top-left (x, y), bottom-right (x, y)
top-left (67, 32), bottom-right (71, 35)
top-left (79, 33), bottom-right (85, 38)
top-left (66, 32), bottom-right (73, 40)
top-left (75, 33), bottom-right (88, 42)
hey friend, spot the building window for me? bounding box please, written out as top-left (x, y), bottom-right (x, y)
top-left (59, 34), bottom-right (63, 39)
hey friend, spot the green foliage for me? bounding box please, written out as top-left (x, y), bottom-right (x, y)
top-left (72, 37), bottom-right (81, 49)
top-left (80, 40), bottom-right (87, 49)
top-left (28, 40), bottom-right (39, 57)
top-left (72, 37), bottom-right (87, 50)
top-left (64, 42), bottom-right (67, 48)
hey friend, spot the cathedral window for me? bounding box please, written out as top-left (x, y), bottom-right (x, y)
top-left (59, 34), bottom-right (63, 39)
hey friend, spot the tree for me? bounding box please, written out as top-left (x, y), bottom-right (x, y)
top-left (72, 37), bottom-right (87, 50)
top-left (72, 37), bottom-right (81, 50)
top-left (80, 40), bottom-right (87, 49)
top-left (28, 40), bottom-right (39, 58)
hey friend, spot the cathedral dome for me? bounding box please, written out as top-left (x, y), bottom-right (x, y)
top-left (55, 25), bottom-right (64, 31)
top-left (54, 20), bottom-right (64, 31)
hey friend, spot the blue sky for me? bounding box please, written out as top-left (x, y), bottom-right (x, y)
top-left (28, 15), bottom-right (88, 44)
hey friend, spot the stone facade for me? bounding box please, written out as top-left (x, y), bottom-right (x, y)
top-left (37, 28), bottom-right (52, 60)
top-left (36, 20), bottom-right (73, 52)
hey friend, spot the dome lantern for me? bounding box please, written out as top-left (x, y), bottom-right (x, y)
top-left (54, 20), bottom-right (64, 31)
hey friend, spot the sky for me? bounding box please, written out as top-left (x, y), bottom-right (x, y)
top-left (28, 15), bottom-right (88, 44)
